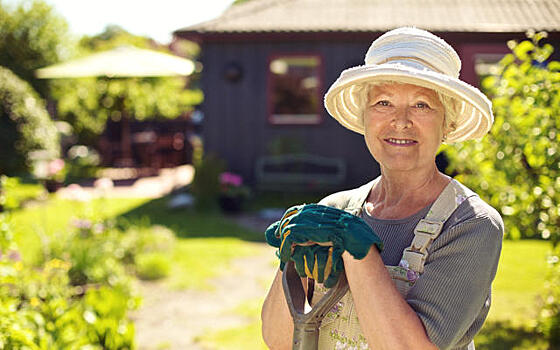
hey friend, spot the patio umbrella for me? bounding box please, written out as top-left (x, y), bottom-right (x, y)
top-left (36, 45), bottom-right (196, 166)
top-left (36, 45), bottom-right (195, 78)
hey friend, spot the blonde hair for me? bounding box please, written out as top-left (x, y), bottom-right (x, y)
top-left (358, 82), bottom-right (459, 140)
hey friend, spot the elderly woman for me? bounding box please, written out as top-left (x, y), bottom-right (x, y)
top-left (261, 27), bottom-right (503, 350)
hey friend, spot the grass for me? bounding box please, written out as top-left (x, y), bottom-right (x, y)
top-left (169, 238), bottom-right (262, 290)
top-left (120, 196), bottom-right (263, 241)
top-left (474, 239), bottom-right (551, 350)
top-left (8, 188), bottom-right (554, 349)
top-left (195, 298), bottom-right (268, 350)
top-left (198, 239), bottom-right (552, 349)
top-left (10, 196), bottom-right (149, 265)
top-left (10, 193), bottom-right (264, 290)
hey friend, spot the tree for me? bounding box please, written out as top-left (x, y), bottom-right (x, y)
top-left (48, 26), bottom-right (203, 144)
top-left (0, 66), bottom-right (59, 175)
top-left (0, 0), bottom-right (73, 98)
top-left (445, 32), bottom-right (559, 244)
top-left (445, 32), bottom-right (560, 346)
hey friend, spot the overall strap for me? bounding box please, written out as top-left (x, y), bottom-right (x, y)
top-left (344, 177), bottom-right (380, 216)
top-left (401, 179), bottom-right (476, 274)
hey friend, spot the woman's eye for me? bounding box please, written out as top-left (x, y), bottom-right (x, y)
top-left (414, 102), bottom-right (431, 109)
top-left (376, 100), bottom-right (390, 107)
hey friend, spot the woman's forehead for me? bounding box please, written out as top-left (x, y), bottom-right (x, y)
top-left (368, 82), bottom-right (439, 99)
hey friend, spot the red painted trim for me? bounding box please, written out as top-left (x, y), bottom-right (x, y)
top-left (458, 43), bottom-right (512, 87)
top-left (266, 52), bottom-right (326, 127)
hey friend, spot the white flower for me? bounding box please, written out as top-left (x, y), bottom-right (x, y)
top-left (335, 341), bottom-right (347, 350)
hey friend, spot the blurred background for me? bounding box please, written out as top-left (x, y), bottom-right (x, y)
top-left (1, 0), bottom-right (559, 349)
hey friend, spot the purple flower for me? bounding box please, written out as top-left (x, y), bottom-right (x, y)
top-left (8, 249), bottom-right (21, 262)
top-left (406, 269), bottom-right (419, 283)
top-left (72, 218), bottom-right (92, 230)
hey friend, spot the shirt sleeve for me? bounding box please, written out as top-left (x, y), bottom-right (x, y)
top-left (405, 207), bottom-right (504, 349)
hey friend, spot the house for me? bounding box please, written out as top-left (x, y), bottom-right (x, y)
top-left (174, 0), bottom-right (560, 190)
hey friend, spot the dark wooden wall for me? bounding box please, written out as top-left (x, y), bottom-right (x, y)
top-left (200, 39), bottom-right (380, 190)
top-left (195, 32), bottom-right (559, 191)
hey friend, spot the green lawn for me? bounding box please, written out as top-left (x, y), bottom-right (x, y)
top-left (474, 239), bottom-right (551, 350)
top-left (9, 193), bottom-right (553, 349)
top-left (11, 196), bottom-right (149, 265)
top-left (199, 239), bottom-right (552, 350)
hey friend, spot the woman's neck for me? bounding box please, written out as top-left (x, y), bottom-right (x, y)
top-left (367, 166), bottom-right (450, 219)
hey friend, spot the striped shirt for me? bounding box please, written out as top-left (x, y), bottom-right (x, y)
top-left (320, 182), bottom-right (504, 349)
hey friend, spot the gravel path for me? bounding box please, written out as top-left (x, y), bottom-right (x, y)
top-left (131, 242), bottom-right (277, 350)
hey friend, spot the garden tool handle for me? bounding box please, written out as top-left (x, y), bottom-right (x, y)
top-left (282, 259), bottom-right (349, 350)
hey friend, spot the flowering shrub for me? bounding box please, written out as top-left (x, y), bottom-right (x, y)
top-left (0, 213), bottom-right (138, 349)
top-left (219, 172), bottom-right (250, 199)
top-left (0, 180), bottom-right (182, 349)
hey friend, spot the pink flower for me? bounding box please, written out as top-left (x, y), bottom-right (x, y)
top-left (47, 158), bottom-right (65, 176)
top-left (219, 172), bottom-right (243, 187)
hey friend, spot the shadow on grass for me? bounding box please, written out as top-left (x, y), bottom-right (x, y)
top-left (117, 196), bottom-right (265, 242)
top-left (475, 320), bottom-right (547, 350)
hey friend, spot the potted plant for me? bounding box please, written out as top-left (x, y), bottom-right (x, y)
top-left (218, 172), bottom-right (250, 213)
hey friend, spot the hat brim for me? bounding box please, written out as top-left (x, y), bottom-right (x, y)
top-left (324, 64), bottom-right (494, 143)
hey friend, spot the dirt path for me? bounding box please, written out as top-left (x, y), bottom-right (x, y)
top-left (131, 242), bottom-right (277, 350)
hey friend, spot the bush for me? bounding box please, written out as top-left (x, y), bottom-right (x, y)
top-left (136, 252), bottom-right (171, 280)
top-left (190, 153), bottom-right (226, 210)
top-left (0, 176), bottom-right (45, 211)
top-left (0, 66), bottom-right (59, 176)
top-left (446, 32), bottom-right (559, 242)
top-left (0, 214), bottom-right (138, 349)
top-left (445, 32), bottom-right (560, 349)
top-left (538, 248), bottom-right (560, 347)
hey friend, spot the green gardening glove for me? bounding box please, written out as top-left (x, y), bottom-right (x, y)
top-left (275, 204), bottom-right (383, 262)
top-left (291, 244), bottom-right (345, 288)
top-left (264, 204), bottom-right (383, 288)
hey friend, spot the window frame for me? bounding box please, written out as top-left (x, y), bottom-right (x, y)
top-left (266, 53), bottom-right (324, 125)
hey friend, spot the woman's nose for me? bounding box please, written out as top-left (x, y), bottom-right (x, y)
top-left (390, 107), bottom-right (413, 129)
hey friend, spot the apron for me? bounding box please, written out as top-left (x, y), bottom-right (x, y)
top-left (312, 178), bottom-right (477, 350)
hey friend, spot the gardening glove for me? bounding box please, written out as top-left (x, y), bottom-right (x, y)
top-left (264, 204), bottom-right (383, 287)
top-left (291, 244), bottom-right (345, 288)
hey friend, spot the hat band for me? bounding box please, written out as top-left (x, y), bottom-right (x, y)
top-left (376, 56), bottom-right (445, 75)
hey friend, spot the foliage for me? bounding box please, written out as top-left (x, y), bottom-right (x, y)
top-left (446, 32), bottom-right (559, 243)
top-left (64, 145), bottom-right (101, 183)
top-left (0, 176), bottom-right (45, 211)
top-left (538, 248), bottom-right (560, 347)
top-left (0, 0), bottom-right (73, 98)
top-left (0, 197), bottom-right (137, 349)
top-left (136, 252), bottom-right (171, 280)
top-left (445, 31), bottom-right (560, 348)
top-left (0, 66), bottom-right (60, 176)
top-left (219, 172), bottom-right (251, 199)
top-left (190, 154), bottom-right (226, 210)
top-left (49, 26), bottom-right (203, 144)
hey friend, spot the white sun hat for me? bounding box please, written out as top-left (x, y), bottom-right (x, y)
top-left (324, 27), bottom-right (494, 143)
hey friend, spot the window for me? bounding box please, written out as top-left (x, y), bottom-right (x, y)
top-left (268, 55), bottom-right (322, 125)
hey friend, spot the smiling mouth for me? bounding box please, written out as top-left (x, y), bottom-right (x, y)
top-left (385, 138), bottom-right (417, 145)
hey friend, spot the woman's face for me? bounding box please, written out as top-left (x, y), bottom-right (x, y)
top-left (363, 83), bottom-right (445, 174)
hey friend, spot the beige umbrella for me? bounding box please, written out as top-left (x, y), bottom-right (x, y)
top-left (36, 45), bottom-right (196, 166)
top-left (36, 45), bottom-right (195, 78)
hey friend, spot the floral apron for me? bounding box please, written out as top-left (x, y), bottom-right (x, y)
top-left (312, 178), bottom-right (477, 350)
